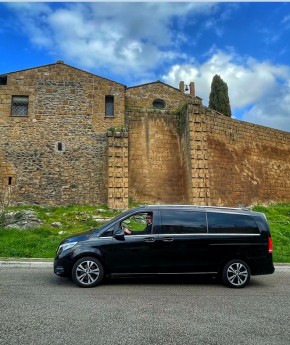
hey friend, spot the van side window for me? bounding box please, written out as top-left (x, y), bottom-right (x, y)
top-left (121, 212), bottom-right (153, 235)
top-left (207, 213), bottom-right (260, 234)
top-left (160, 210), bottom-right (207, 234)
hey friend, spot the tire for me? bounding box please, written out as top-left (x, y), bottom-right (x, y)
top-left (72, 256), bottom-right (104, 288)
top-left (222, 259), bottom-right (250, 288)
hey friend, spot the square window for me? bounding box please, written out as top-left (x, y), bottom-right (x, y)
top-left (105, 95), bottom-right (114, 117)
top-left (11, 96), bottom-right (29, 116)
top-left (0, 75), bottom-right (7, 85)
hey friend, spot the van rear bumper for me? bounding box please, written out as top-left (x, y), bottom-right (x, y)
top-left (249, 257), bottom-right (275, 276)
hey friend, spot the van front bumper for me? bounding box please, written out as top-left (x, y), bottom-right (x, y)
top-left (54, 257), bottom-right (73, 277)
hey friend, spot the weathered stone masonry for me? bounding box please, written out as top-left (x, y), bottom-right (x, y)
top-left (0, 61), bottom-right (290, 208)
top-left (125, 81), bottom-right (290, 207)
top-left (126, 108), bottom-right (188, 204)
top-left (0, 62), bottom-right (124, 205)
top-left (202, 109), bottom-right (290, 206)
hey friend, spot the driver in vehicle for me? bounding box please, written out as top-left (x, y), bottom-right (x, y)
top-left (124, 213), bottom-right (153, 235)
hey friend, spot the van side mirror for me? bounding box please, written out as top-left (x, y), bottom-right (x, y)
top-left (114, 227), bottom-right (125, 241)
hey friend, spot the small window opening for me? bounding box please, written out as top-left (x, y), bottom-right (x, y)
top-left (57, 142), bottom-right (63, 151)
top-left (8, 177), bottom-right (12, 185)
top-left (0, 76), bottom-right (7, 85)
top-left (153, 99), bottom-right (166, 109)
top-left (12, 96), bottom-right (29, 116)
top-left (105, 95), bottom-right (114, 117)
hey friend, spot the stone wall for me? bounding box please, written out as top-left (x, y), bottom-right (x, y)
top-left (0, 62), bottom-right (126, 205)
top-left (126, 108), bottom-right (189, 204)
top-left (0, 153), bottom-right (16, 208)
top-left (189, 107), bottom-right (290, 206)
top-left (187, 102), bottom-right (210, 205)
top-left (0, 117), bottom-right (108, 205)
top-left (1, 62), bottom-right (289, 208)
top-left (125, 82), bottom-right (195, 204)
top-left (177, 105), bottom-right (193, 203)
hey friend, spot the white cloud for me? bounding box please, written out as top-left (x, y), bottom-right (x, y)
top-left (243, 80), bottom-right (290, 131)
top-left (4, 2), bottom-right (217, 79)
top-left (162, 50), bottom-right (290, 132)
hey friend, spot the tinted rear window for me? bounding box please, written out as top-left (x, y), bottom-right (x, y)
top-left (207, 213), bottom-right (260, 234)
top-left (161, 210), bottom-right (207, 234)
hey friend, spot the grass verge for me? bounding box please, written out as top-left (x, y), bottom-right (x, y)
top-left (0, 205), bottom-right (121, 258)
top-left (253, 203), bottom-right (290, 263)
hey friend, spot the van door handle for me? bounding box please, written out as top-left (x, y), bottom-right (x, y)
top-left (144, 237), bottom-right (155, 243)
top-left (163, 237), bottom-right (174, 242)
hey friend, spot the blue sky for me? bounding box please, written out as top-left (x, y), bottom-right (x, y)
top-left (1, 2), bottom-right (290, 132)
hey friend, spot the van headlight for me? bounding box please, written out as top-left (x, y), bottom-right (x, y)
top-left (57, 242), bottom-right (77, 255)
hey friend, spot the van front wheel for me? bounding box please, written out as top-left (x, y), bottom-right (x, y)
top-left (222, 260), bottom-right (250, 288)
top-left (72, 256), bottom-right (104, 288)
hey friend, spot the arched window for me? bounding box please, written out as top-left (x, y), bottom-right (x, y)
top-left (152, 99), bottom-right (166, 109)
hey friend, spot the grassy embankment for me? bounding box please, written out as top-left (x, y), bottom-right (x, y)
top-left (0, 205), bottom-right (120, 258)
top-left (0, 203), bottom-right (289, 262)
top-left (252, 203), bottom-right (290, 263)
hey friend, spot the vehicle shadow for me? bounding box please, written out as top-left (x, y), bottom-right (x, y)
top-left (51, 273), bottom-right (221, 288)
top-left (51, 273), bottom-right (276, 290)
top-left (105, 274), bottom-right (220, 286)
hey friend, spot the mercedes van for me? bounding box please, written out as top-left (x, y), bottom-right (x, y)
top-left (54, 205), bottom-right (275, 288)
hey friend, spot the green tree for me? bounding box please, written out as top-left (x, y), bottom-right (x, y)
top-left (209, 74), bottom-right (232, 117)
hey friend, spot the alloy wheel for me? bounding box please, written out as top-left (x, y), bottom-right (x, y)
top-left (72, 257), bottom-right (104, 287)
top-left (76, 260), bottom-right (99, 285)
top-left (222, 260), bottom-right (250, 288)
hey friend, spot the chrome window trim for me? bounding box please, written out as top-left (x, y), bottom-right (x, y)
top-left (123, 234), bottom-right (158, 237)
top-left (101, 233), bottom-right (260, 238)
top-left (158, 233), bottom-right (260, 237)
top-left (210, 243), bottom-right (264, 246)
top-left (100, 234), bottom-right (158, 238)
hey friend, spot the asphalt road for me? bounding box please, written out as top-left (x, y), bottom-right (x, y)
top-left (0, 267), bottom-right (289, 345)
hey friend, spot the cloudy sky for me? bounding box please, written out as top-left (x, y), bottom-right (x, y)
top-left (1, 1), bottom-right (290, 132)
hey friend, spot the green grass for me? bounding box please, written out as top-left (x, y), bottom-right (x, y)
top-left (253, 203), bottom-right (290, 263)
top-left (0, 228), bottom-right (62, 258)
top-left (0, 203), bottom-right (289, 262)
top-left (0, 205), bottom-right (121, 258)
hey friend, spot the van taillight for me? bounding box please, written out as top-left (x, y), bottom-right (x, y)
top-left (268, 237), bottom-right (273, 253)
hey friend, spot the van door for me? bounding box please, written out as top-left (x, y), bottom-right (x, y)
top-left (103, 211), bottom-right (159, 274)
top-left (156, 210), bottom-right (216, 273)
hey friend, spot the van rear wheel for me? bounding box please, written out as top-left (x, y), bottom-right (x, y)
top-left (72, 256), bottom-right (104, 288)
top-left (222, 259), bottom-right (250, 288)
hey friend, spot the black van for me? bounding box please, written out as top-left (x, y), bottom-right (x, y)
top-left (54, 205), bottom-right (275, 288)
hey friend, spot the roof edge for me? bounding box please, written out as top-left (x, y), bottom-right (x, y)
top-left (127, 80), bottom-right (181, 92)
top-left (0, 62), bottom-right (126, 88)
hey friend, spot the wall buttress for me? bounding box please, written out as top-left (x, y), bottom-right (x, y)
top-left (107, 133), bottom-right (129, 209)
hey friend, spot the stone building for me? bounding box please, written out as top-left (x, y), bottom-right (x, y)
top-left (0, 61), bottom-right (290, 209)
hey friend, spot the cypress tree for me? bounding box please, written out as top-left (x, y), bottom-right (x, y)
top-left (209, 75), bottom-right (232, 117)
